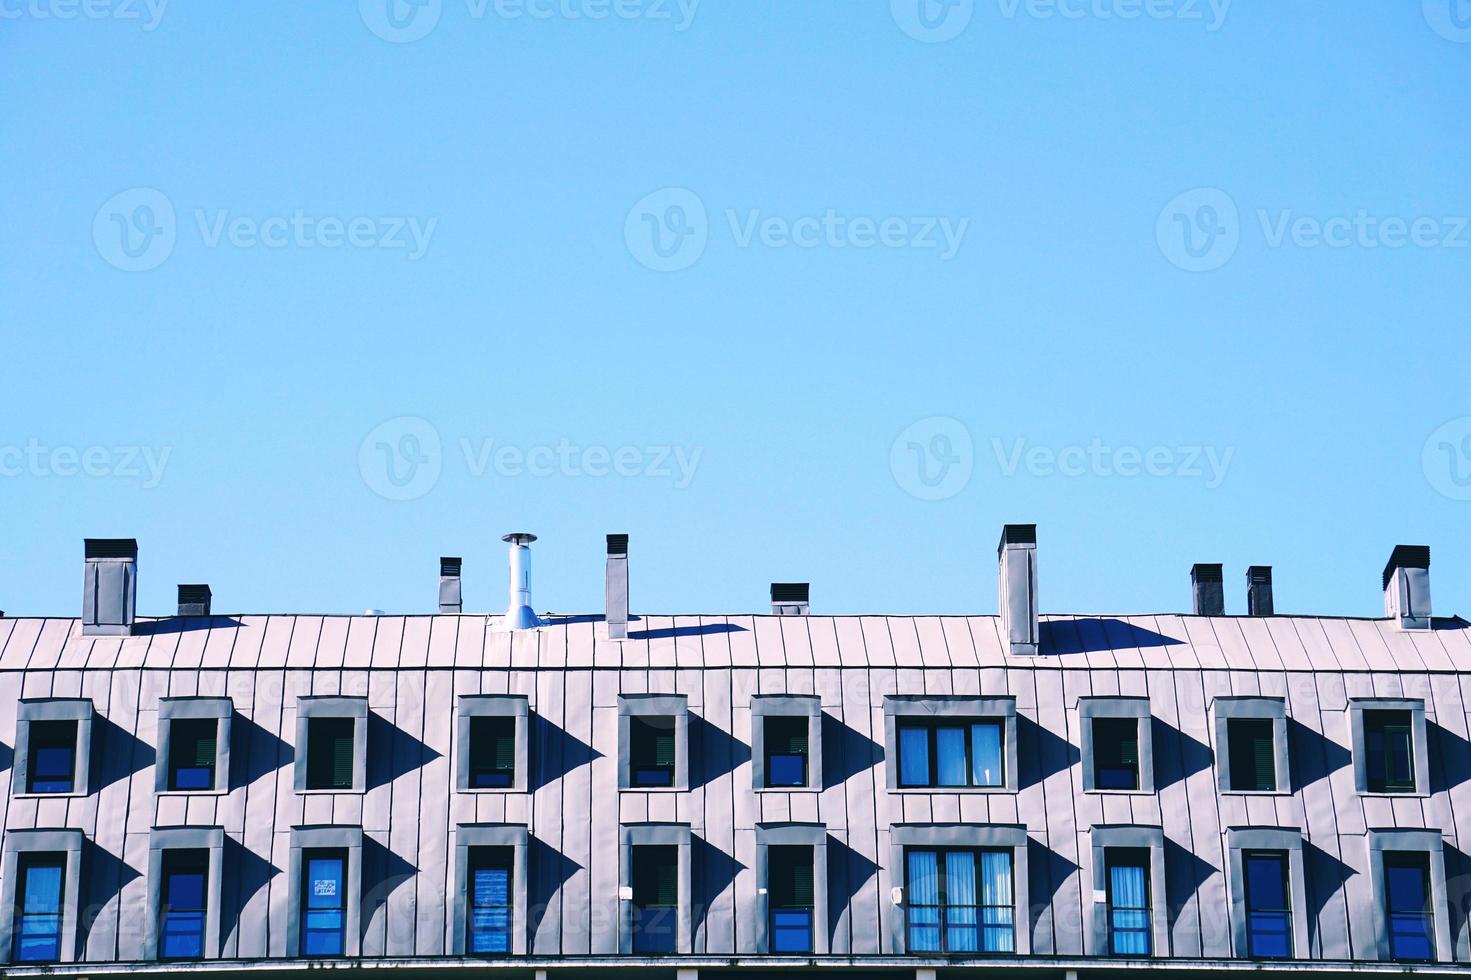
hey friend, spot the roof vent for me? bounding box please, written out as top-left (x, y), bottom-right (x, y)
top-left (1383, 545), bottom-right (1431, 631)
top-left (440, 556), bottom-right (463, 614)
top-left (606, 534), bottom-right (630, 640)
top-left (770, 582), bottom-right (810, 616)
top-left (177, 584), bottom-right (212, 617)
top-left (998, 524), bottom-right (1039, 655)
top-left (83, 538), bottom-right (138, 636)
top-left (1190, 563), bottom-right (1224, 616)
top-left (1246, 566), bottom-right (1274, 617)
top-left (502, 533), bottom-right (541, 630)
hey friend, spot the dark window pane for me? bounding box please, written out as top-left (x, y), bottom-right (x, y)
top-left (169, 719), bottom-right (218, 792)
top-left (159, 850), bottom-right (208, 960)
top-left (14, 855), bottom-right (64, 963)
top-left (1093, 718), bottom-right (1140, 791)
top-left (301, 851), bottom-right (346, 956)
top-left (629, 717), bottom-right (676, 788)
top-left (768, 844), bottom-right (815, 953)
top-left (1243, 851), bottom-right (1291, 958)
top-left (27, 721), bottom-right (77, 794)
top-left (1365, 711), bottom-right (1415, 793)
top-left (306, 718), bottom-right (355, 791)
top-left (469, 717), bottom-right (517, 789)
top-left (468, 846), bottom-right (513, 954)
top-left (631, 845), bottom-right (678, 953)
top-left (763, 716), bottom-right (808, 787)
top-left (1228, 718), bottom-right (1276, 792)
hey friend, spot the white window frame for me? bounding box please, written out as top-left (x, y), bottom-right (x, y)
top-left (1079, 697), bottom-right (1154, 794)
top-left (13, 699), bottom-right (94, 798)
top-left (619, 823), bottom-right (692, 954)
top-left (1089, 824), bottom-right (1168, 957)
top-left (1213, 697), bottom-right (1289, 795)
top-left (156, 698), bottom-right (233, 795)
top-left (1366, 828), bottom-right (1452, 963)
top-left (286, 825), bottom-right (364, 957)
top-left (617, 695), bottom-right (689, 792)
top-left (1225, 826), bottom-right (1308, 959)
top-left (144, 826), bottom-right (226, 960)
top-left (883, 695), bottom-right (1019, 793)
top-left (0, 829), bottom-right (85, 964)
top-left (755, 822), bottom-right (829, 954)
top-left (450, 823), bottom-right (528, 956)
top-left (1349, 699), bottom-right (1430, 797)
top-left (752, 695), bottom-right (823, 792)
top-left (455, 695), bottom-right (529, 794)
top-left (889, 823), bottom-right (1031, 955)
top-left (294, 697), bottom-right (368, 795)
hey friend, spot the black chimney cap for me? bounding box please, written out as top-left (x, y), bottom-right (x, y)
top-left (1191, 563), bottom-right (1224, 584)
top-left (1383, 545), bottom-right (1431, 590)
top-left (607, 534), bottom-right (629, 556)
top-left (997, 524), bottom-right (1037, 555)
top-left (440, 557), bottom-right (463, 577)
top-left (771, 582), bottom-right (810, 603)
top-left (85, 538), bottom-right (138, 560)
top-left (177, 584), bottom-right (212, 604)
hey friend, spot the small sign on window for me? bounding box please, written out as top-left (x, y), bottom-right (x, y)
top-left (314, 879), bottom-right (338, 897)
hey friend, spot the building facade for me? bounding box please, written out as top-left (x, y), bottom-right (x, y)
top-left (0, 530), bottom-right (1463, 978)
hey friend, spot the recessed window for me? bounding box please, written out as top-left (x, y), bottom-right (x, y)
top-left (1365, 711), bottom-right (1416, 794)
top-left (898, 721), bottom-right (1005, 789)
top-left (1105, 847), bottom-right (1152, 956)
top-left (1243, 850), bottom-right (1292, 958)
top-left (468, 718), bottom-right (516, 789)
top-left (630, 844), bottom-right (679, 953)
top-left (1228, 719), bottom-right (1276, 793)
top-left (158, 850), bottom-right (208, 960)
top-left (1092, 718), bottom-right (1141, 791)
top-left (467, 847), bottom-right (513, 954)
top-left (767, 845), bottom-right (815, 953)
top-left (26, 722), bottom-right (77, 795)
top-left (168, 721), bottom-right (218, 792)
top-left (301, 849), bottom-right (348, 956)
top-left (456, 696), bottom-right (529, 794)
top-left (764, 717), bottom-right (809, 788)
top-left (306, 719), bottom-right (356, 791)
top-left (13, 854), bottom-right (65, 963)
top-left (1385, 852), bottom-right (1435, 962)
top-left (629, 717), bottom-right (676, 789)
top-left (906, 848), bottom-right (1014, 953)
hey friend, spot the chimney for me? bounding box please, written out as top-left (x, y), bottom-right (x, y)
top-left (439, 557), bottom-right (463, 614)
top-left (1383, 545), bottom-right (1432, 631)
top-left (1246, 566), bottom-right (1274, 616)
top-left (177, 584), bottom-right (212, 617)
top-left (502, 533), bottom-right (541, 630)
top-left (606, 534), bottom-right (629, 640)
top-left (83, 538), bottom-right (138, 636)
top-left (998, 524), bottom-right (1039, 656)
top-left (1190, 563), bottom-right (1225, 616)
top-left (771, 582), bottom-right (810, 616)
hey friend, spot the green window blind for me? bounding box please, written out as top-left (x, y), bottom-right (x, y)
top-left (767, 845), bottom-right (815, 908)
top-left (766, 717), bottom-right (808, 756)
top-left (633, 845), bottom-right (679, 908)
top-left (631, 718), bottom-right (676, 769)
top-left (1228, 718), bottom-right (1276, 791)
top-left (469, 716), bottom-right (516, 787)
top-left (307, 717), bottom-right (356, 790)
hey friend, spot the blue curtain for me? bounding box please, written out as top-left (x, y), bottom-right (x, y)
top-left (980, 850), bottom-right (1015, 952)
top-left (936, 727), bottom-right (968, 786)
top-left (972, 723), bottom-right (1003, 787)
top-left (945, 851), bottom-right (978, 952)
top-left (907, 851), bottom-right (941, 951)
top-left (1109, 863), bottom-right (1151, 955)
top-left (471, 867), bottom-right (511, 953)
top-left (899, 727), bottom-right (930, 786)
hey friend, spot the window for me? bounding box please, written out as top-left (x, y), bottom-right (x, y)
top-left (906, 849), bottom-right (1014, 953)
top-left (27, 722), bottom-right (77, 794)
top-left (884, 697), bottom-right (1018, 793)
top-left (1214, 698), bottom-right (1288, 794)
top-left (618, 695), bottom-right (689, 792)
top-left (168, 721), bottom-right (218, 792)
top-left (1092, 719), bottom-right (1140, 791)
top-left (294, 698), bottom-right (367, 795)
top-left (1350, 699), bottom-right (1428, 797)
top-left (468, 718), bottom-right (516, 789)
top-left (157, 699), bottom-right (232, 794)
top-left (629, 718), bottom-right (675, 788)
top-left (1105, 848), bottom-right (1151, 956)
top-left (1242, 851), bottom-right (1291, 958)
top-left (13, 855), bottom-right (64, 963)
top-left (764, 717), bottom-right (809, 788)
top-left (631, 845), bottom-right (678, 953)
top-left (1384, 853), bottom-right (1435, 962)
top-left (1365, 711), bottom-right (1415, 794)
top-left (767, 845), bottom-right (815, 953)
top-left (752, 695), bottom-right (823, 791)
top-left (158, 850), bottom-right (208, 960)
top-left (1228, 720), bottom-right (1276, 792)
top-left (468, 847), bottom-right (513, 954)
top-left (1080, 698), bottom-right (1153, 793)
top-left (301, 850), bottom-right (348, 956)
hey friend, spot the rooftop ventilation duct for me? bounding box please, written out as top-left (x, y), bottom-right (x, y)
top-left (1246, 566), bottom-right (1274, 616)
top-left (177, 584), bottom-right (212, 617)
top-left (770, 582), bottom-right (810, 616)
top-left (606, 534), bottom-right (629, 640)
top-left (998, 524), bottom-right (1039, 656)
top-left (1383, 545), bottom-right (1431, 631)
top-left (503, 533), bottom-right (541, 630)
top-left (83, 538), bottom-right (137, 636)
top-left (1190, 563), bottom-right (1224, 616)
top-left (440, 556), bottom-right (463, 614)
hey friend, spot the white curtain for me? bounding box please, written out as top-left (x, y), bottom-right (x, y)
top-left (945, 851), bottom-right (978, 952)
top-left (899, 727), bottom-right (930, 786)
top-left (936, 727), bottom-right (968, 786)
top-left (1109, 862), bottom-right (1151, 955)
top-left (972, 723), bottom-right (1003, 787)
top-left (980, 850), bottom-right (1014, 952)
top-left (907, 851), bottom-right (941, 951)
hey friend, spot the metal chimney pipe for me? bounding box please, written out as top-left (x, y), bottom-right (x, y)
top-left (177, 584), bottom-right (212, 617)
top-left (606, 534), bottom-right (629, 640)
top-left (83, 538), bottom-right (138, 636)
top-left (503, 533), bottom-right (540, 630)
top-left (1190, 564), bottom-right (1224, 616)
top-left (1383, 545), bottom-right (1432, 631)
top-left (998, 524), bottom-right (1039, 656)
top-left (770, 583), bottom-right (810, 616)
top-left (1246, 566), bottom-right (1274, 617)
top-left (439, 557), bottom-right (463, 614)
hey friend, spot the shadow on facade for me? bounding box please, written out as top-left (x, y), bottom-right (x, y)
top-left (1163, 836), bottom-right (1216, 932)
top-left (79, 840), bottom-right (140, 950)
top-left (688, 714), bottom-right (750, 790)
top-left (93, 714), bottom-right (154, 792)
top-left (826, 834), bottom-right (879, 944)
top-left (531, 714), bottom-right (601, 790)
top-left (1430, 721), bottom-right (1471, 794)
top-left (232, 712), bottom-right (293, 787)
top-left (1039, 619), bottom-right (1183, 656)
top-left (1151, 719), bottom-right (1214, 791)
top-left (528, 836), bottom-right (582, 937)
top-left (1017, 714), bottom-right (1079, 787)
top-left (1303, 840), bottom-right (1355, 932)
top-left (823, 714), bottom-right (883, 788)
top-left (222, 836), bottom-right (280, 949)
top-left (367, 712), bottom-right (443, 789)
top-left (1028, 838), bottom-right (1080, 908)
top-left (692, 835), bottom-right (744, 936)
top-left (629, 623), bottom-right (747, 641)
top-left (1288, 717), bottom-right (1351, 789)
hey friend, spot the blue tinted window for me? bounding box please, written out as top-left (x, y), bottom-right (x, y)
top-left (168, 719), bottom-right (217, 792)
top-left (630, 845), bottom-right (678, 953)
top-left (762, 716), bottom-right (809, 788)
top-left (1243, 851), bottom-right (1291, 959)
top-left (1385, 853), bottom-right (1434, 962)
top-left (469, 848), bottom-right (513, 954)
top-left (302, 852), bottom-right (346, 956)
top-left (905, 848), bottom-right (1011, 954)
top-left (898, 719), bottom-right (1006, 788)
top-left (14, 855), bottom-right (64, 963)
top-left (159, 850), bottom-right (208, 960)
top-left (771, 909), bottom-right (812, 952)
top-left (27, 721), bottom-right (77, 794)
top-left (898, 726), bottom-right (930, 787)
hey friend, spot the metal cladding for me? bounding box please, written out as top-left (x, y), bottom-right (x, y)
top-left (998, 523), bottom-right (1039, 656)
top-left (606, 534), bottom-right (629, 640)
top-left (502, 533), bottom-right (540, 630)
top-left (439, 556), bottom-right (463, 614)
top-left (1384, 545), bottom-right (1433, 631)
top-left (81, 537), bottom-right (137, 636)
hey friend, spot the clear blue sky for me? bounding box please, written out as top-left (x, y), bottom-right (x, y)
top-left (2, 1), bottom-right (1468, 619)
